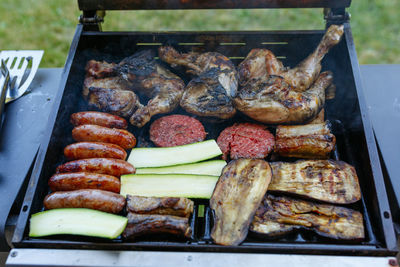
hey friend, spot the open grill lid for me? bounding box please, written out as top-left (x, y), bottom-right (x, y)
top-left (77, 0), bottom-right (351, 10)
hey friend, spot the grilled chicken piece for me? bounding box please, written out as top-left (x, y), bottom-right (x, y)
top-left (83, 76), bottom-right (130, 99)
top-left (269, 160), bottom-right (361, 204)
top-left (123, 213), bottom-right (192, 240)
top-left (126, 195), bottom-right (194, 218)
top-left (275, 121), bottom-right (336, 159)
top-left (210, 159), bottom-right (272, 246)
top-left (281, 25), bottom-right (344, 91)
top-left (83, 50), bottom-right (185, 127)
top-left (159, 46), bottom-right (238, 119)
top-left (88, 87), bottom-right (142, 118)
top-left (235, 25), bottom-right (343, 124)
top-left (250, 194), bottom-right (364, 240)
top-left (234, 71), bottom-right (332, 124)
top-left (116, 50), bottom-right (185, 127)
top-left (85, 60), bottom-right (117, 79)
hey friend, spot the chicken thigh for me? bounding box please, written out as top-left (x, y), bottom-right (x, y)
top-left (235, 24), bottom-right (344, 124)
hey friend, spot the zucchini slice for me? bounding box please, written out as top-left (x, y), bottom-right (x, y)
top-left (128, 140), bottom-right (222, 168)
top-left (136, 160), bottom-right (226, 176)
top-left (121, 174), bottom-right (219, 199)
top-left (29, 208), bottom-right (128, 239)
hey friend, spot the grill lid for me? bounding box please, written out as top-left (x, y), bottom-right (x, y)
top-left (77, 0), bottom-right (351, 11)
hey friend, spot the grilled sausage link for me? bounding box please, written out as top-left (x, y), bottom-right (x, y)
top-left (70, 111), bottom-right (128, 129)
top-left (72, 124), bottom-right (136, 149)
top-left (43, 189), bottom-right (126, 214)
top-left (64, 142), bottom-right (127, 160)
top-left (49, 172), bottom-right (121, 193)
top-left (56, 158), bottom-right (135, 177)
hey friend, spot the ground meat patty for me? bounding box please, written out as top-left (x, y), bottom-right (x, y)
top-left (150, 115), bottom-right (206, 147)
top-left (217, 123), bottom-right (275, 160)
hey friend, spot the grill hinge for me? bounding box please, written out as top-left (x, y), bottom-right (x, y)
top-left (79, 10), bottom-right (105, 31)
top-left (324, 8), bottom-right (350, 26)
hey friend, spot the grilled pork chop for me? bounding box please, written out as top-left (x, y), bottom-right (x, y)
top-left (126, 195), bottom-right (194, 218)
top-left (250, 194), bottom-right (364, 240)
top-left (210, 159), bottom-right (272, 246)
top-left (123, 213), bottom-right (192, 240)
top-left (235, 24), bottom-right (344, 124)
top-left (274, 121), bottom-right (336, 159)
top-left (83, 50), bottom-right (185, 127)
top-left (159, 46), bottom-right (238, 119)
top-left (269, 160), bottom-right (361, 204)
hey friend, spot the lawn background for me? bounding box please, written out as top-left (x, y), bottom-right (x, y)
top-left (0, 0), bottom-right (399, 67)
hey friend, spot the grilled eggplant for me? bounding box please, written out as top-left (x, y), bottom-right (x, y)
top-left (275, 121), bottom-right (336, 159)
top-left (126, 195), bottom-right (194, 218)
top-left (210, 159), bottom-right (272, 246)
top-left (269, 160), bottom-right (361, 204)
top-left (250, 194), bottom-right (364, 240)
top-left (123, 213), bottom-right (192, 239)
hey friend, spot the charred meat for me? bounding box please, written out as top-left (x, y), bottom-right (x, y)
top-left (275, 121), bottom-right (336, 159)
top-left (83, 50), bottom-right (185, 127)
top-left (250, 194), bottom-right (364, 240)
top-left (126, 195), bottom-right (194, 218)
top-left (269, 160), bottom-right (361, 204)
top-left (159, 46), bottom-right (238, 119)
top-left (234, 70), bottom-right (332, 124)
top-left (123, 213), bottom-right (192, 240)
top-left (210, 159), bottom-right (272, 246)
top-left (235, 25), bottom-right (344, 124)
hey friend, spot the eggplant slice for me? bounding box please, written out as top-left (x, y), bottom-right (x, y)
top-left (210, 159), bottom-right (272, 246)
top-left (250, 194), bottom-right (364, 240)
top-left (269, 160), bottom-right (361, 204)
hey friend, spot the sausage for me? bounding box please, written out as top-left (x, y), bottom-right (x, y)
top-left (56, 158), bottom-right (135, 177)
top-left (49, 172), bottom-right (121, 193)
top-left (43, 189), bottom-right (126, 214)
top-left (72, 124), bottom-right (136, 149)
top-left (70, 111), bottom-right (128, 129)
top-left (64, 142), bottom-right (127, 160)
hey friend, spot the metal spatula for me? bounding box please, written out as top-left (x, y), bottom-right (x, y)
top-left (0, 50), bottom-right (44, 103)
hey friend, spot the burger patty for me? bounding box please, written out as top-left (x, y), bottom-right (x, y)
top-left (217, 123), bottom-right (275, 160)
top-left (150, 115), bottom-right (206, 147)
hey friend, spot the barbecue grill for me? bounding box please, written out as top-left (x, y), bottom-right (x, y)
top-left (11, 0), bottom-right (398, 259)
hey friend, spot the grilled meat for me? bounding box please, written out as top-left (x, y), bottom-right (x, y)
top-left (235, 24), bottom-right (344, 124)
top-left (275, 121), bottom-right (336, 159)
top-left (116, 50), bottom-right (185, 127)
top-left (123, 213), bottom-right (192, 240)
top-left (88, 87), bottom-right (141, 118)
top-left (85, 59), bottom-right (117, 79)
top-left (126, 195), bottom-right (194, 218)
top-left (234, 71), bottom-right (332, 124)
top-left (210, 159), bottom-right (272, 246)
top-left (280, 25), bottom-right (344, 91)
top-left (250, 194), bottom-right (364, 240)
top-left (159, 46), bottom-right (238, 119)
top-left (269, 160), bottom-right (361, 204)
top-left (83, 50), bottom-right (185, 127)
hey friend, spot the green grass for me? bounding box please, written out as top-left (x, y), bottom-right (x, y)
top-left (0, 0), bottom-right (399, 67)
